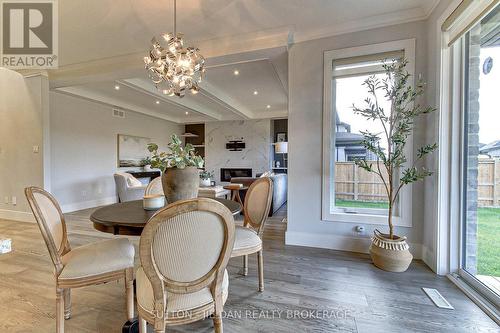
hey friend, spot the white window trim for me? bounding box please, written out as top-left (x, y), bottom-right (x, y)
top-left (322, 39), bottom-right (416, 226)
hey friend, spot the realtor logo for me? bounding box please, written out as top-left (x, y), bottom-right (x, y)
top-left (1, 0), bottom-right (58, 68)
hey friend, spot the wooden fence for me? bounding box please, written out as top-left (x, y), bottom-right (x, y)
top-left (334, 159), bottom-right (500, 207)
top-left (477, 158), bottom-right (500, 207)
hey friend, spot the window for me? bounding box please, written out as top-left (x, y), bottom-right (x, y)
top-left (322, 40), bottom-right (415, 225)
top-left (439, 0), bottom-right (499, 313)
top-left (460, 5), bottom-right (500, 304)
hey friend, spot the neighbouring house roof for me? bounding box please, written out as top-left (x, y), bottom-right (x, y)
top-left (335, 132), bottom-right (364, 145)
top-left (479, 140), bottom-right (500, 153)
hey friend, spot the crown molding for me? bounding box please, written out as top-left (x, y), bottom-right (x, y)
top-left (52, 87), bottom-right (182, 124)
top-left (292, 6), bottom-right (432, 44)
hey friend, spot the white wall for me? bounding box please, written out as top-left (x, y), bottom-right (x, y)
top-left (205, 120), bottom-right (272, 183)
top-left (50, 92), bottom-right (183, 212)
top-left (287, 21), bottom-right (431, 259)
top-left (0, 69), bottom-right (48, 222)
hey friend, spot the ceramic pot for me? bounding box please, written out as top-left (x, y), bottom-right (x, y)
top-left (200, 178), bottom-right (211, 187)
top-left (161, 167), bottom-right (199, 203)
top-left (143, 164), bottom-right (152, 171)
top-left (369, 229), bottom-right (413, 272)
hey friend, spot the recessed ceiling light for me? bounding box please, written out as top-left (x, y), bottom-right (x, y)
top-left (155, 100), bottom-right (160, 105)
top-left (185, 111), bottom-right (189, 115)
top-left (253, 90), bottom-right (258, 95)
top-left (114, 85), bottom-right (120, 90)
top-left (266, 105), bottom-right (271, 109)
top-left (233, 69), bottom-right (239, 76)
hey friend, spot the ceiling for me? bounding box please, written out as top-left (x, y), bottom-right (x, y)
top-left (51, 0), bottom-right (439, 124)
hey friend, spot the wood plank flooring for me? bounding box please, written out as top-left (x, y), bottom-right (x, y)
top-left (0, 205), bottom-right (498, 332)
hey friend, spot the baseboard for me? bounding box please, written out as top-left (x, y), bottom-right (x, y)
top-left (60, 196), bottom-right (117, 213)
top-left (285, 231), bottom-right (422, 259)
top-left (0, 209), bottom-right (35, 223)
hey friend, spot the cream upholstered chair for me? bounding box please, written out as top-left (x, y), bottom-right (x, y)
top-left (137, 198), bottom-right (235, 333)
top-left (231, 177), bottom-right (273, 292)
top-left (144, 176), bottom-right (163, 196)
top-left (25, 187), bottom-right (135, 333)
top-left (114, 172), bottom-right (147, 202)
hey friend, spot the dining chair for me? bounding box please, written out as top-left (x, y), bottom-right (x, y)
top-left (144, 176), bottom-right (163, 196)
top-left (25, 187), bottom-right (135, 333)
top-left (231, 177), bottom-right (273, 292)
top-left (136, 198), bottom-right (235, 333)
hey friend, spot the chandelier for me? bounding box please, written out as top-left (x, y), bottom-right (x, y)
top-left (144, 0), bottom-right (205, 97)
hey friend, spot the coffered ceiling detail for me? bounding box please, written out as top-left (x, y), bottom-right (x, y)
top-left (49, 0), bottom-right (439, 124)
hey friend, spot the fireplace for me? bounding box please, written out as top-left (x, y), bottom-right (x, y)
top-left (220, 168), bottom-right (252, 182)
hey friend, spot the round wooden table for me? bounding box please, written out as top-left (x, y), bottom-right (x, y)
top-left (90, 198), bottom-right (242, 236)
top-left (223, 184), bottom-right (248, 211)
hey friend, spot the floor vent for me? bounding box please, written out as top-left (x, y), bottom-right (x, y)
top-left (422, 288), bottom-right (454, 309)
top-left (112, 109), bottom-right (125, 118)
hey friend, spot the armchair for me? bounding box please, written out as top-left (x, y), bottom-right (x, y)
top-left (114, 172), bottom-right (147, 202)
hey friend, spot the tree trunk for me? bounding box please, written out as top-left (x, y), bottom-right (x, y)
top-left (388, 204), bottom-right (394, 239)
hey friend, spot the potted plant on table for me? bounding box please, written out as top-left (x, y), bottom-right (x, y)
top-left (147, 134), bottom-right (204, 203)
top-left (353, 59), bottom-right (437, 272)
top-left (199, 170), bottom-right (214, 187)
top-left (140, 157), bottom-right (152, 171)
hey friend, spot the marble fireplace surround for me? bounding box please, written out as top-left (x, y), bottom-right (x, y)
top-left (205, 120), bottom-right (272, 184)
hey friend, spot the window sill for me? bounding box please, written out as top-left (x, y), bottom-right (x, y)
top-left (322, 211), bottom-right (410, 227)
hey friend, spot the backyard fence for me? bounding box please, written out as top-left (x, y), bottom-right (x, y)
top-left (334, 158), bottom-right (500, 207)
top-left (477, 158), bottom-right (500, 207)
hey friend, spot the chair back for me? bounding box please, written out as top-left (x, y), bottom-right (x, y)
top-left (114, 172), bottom-right (142, 189)
top-left (145, 177), bottom-right (163, 196)
top-left (25, 187), bottom-right (70, 274)
top-left (139, 198), bottom-right (235, 313)
top-left (243, 177), bottom-right (273, 236)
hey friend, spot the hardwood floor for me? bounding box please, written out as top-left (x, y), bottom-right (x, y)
top-left (0, 205), bottom-right (497, 332)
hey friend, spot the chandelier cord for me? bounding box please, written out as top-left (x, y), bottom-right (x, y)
top-left (173, 0), bottom-right (176, 36)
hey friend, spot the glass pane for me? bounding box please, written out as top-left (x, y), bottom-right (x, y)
top-left (463, 6), bottom-right (500, 297)
top-left (332, 73), bottom-right (391, 212)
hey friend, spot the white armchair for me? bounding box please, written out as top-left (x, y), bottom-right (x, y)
top-left (114, 172), bottom-right (147, 202)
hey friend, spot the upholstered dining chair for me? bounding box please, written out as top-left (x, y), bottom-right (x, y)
top-left (144, 176), bottom-right (163, 196)
top-left (25, 187), bottom-right (135, 333)
top-left (231, 177), bottom-right (273, 292)
top-left (136, 198), bottom-right (235, 333)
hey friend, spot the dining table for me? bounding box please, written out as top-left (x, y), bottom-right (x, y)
top-left (90, 197), bottom-right (242, 236)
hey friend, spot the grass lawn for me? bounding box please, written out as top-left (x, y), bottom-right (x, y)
top-left (477, 207), bottom-right (500, 277)
top-left (335, 199), bottom-right (388, 209)
top-left (335, 199), bottom-right (499, 277)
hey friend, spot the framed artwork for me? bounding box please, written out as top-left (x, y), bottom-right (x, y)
top-left (276, 132), bottom-right (287, 142)
top-left (117, 134), bottom-right (151, 167)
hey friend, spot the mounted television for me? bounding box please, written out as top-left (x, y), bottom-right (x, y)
top-left (226, 140), bottom-right (245, 151)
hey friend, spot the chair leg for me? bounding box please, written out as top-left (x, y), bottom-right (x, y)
top-left (213, 314), bottom-right (223, 333)
top-left (257, 250), bottom-right (264, 292)
top-left (242, 255), bottom-right (248, 276)
top-left (125, 268), bottom-right (135, 321)
top-left (63, 289), bottom-right (71, 319)
top-left (56, 288), bottom-right (65, 333)
top-left (139, 317), bottom-right (147, 333)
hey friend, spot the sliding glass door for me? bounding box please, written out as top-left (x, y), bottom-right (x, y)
top-left (461, 5), bottom-right (500, 305)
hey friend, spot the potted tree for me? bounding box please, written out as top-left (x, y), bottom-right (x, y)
top-left (353, 59), bottom-right (437, 272)
top-left (147, 134), bottom-right (204, 203)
